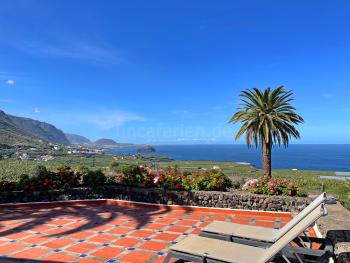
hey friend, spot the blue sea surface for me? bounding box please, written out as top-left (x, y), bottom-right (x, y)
top-left (110, 144), bottom-right (350, 172)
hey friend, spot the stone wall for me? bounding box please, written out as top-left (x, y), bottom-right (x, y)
top-left (317, 202), bottom-right (350, 263)
top-left (0, 186), bottom-right (311, 212)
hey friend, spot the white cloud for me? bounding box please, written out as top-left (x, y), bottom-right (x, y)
top-left (0, 98), bottom-right (15, 103)
top-left (34, 107), bottom-right (40, 114)
top-left (176, 138), bottom-right (198, 141)
top-left (88, 110), bottom-right (144, 130)
top-left (17, 39), bottom-right (123, 65)
top-left (42, 109), bottom-right (144, 130)
top-left (6, 79), bottom-right (15, 85)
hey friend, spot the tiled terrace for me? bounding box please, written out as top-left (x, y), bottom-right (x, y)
top-left (0, 200), bottom-right (304, 263)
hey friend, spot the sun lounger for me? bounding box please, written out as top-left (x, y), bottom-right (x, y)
top-left (164, 204), bottom-right (330, 263)
top-left (199, 192), bottom-right (332, 261)
top-left (200, 192), bottom-right (327, 244)
top-left (200, 192), bottom-right (333, 257)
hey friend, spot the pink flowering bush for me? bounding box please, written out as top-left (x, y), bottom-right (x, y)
top-left (242, 176), bottom-right (305, 196)
top-left (109, 164), bottom-right (231, 191)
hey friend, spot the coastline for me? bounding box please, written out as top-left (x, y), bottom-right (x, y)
top-left (108, 144), bottom-right (350, 172)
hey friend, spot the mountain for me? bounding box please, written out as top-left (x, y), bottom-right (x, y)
top-left (94, 138), bottom-right (119, 146)
top-left (0, 110), bottom-right (135, 148)
top-left (65, 133), bottom-right (91, 145)
top-left (0, 110), bottom-right (44, 146)
top-left (8, 114), bottom-right (70, 145)
top-left (0, 110), bottom-right (70, 146)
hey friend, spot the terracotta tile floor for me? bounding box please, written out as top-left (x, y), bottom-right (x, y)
top-left (0, 200), bottom-right (304, 263)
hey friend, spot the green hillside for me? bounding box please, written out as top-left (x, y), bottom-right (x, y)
top-left (0, 110), bottom-right (42, 147)
top-left (0, 110), bottom-right (70, 147)
top-left (8, 114), bottom-right (70, 145)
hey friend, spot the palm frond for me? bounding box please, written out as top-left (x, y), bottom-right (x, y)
top-left (229, 86), bottom-right (303, 148)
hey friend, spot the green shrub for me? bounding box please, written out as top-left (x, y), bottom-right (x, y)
top-left (17, 165), bottom-right (80, 191)
top-left (183, 170), bottom-right (192, 176)
top-left (34, 165), bottom-right (47, 177)
top-left (18, 174), bottom-right (31, 190)
top-left (109, 162), bottom-right (121, 172)
top-left (0, 180), bottom-right (17, 192)
top-left (105, 172), bottom-right (124, 185)
top-left (82, 169), bottom-right (106, 188)
top-left (230, 176), bottom-right (245, 189)
top-left (158, 166), bottom-right (184, 190)
top-left (53, 166), bottom-right (80, 189)
top-left (185, 169), bottom-right (232, 191)
top-left (76, 165), bottom-right (90, 174)
top-left (119, 164), bottom-right (144, 187)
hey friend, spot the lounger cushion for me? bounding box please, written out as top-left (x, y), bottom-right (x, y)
top-left (203, 221), bottom-right (279, 242)
top-left (169, 204), bottom-right (327, 263)
top-left (170, 235), bottom-right (266, 263)
top-left (202, 192), bottom-right (326, 243)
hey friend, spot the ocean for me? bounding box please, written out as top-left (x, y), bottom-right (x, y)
top-left (109, 144), bottom-right (350, 172)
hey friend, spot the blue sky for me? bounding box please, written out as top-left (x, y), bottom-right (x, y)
top-left (0, 0), bottom-right (349, 144)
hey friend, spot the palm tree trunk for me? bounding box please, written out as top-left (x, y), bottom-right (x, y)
top-left (262, 141), bottom-right (272, 177)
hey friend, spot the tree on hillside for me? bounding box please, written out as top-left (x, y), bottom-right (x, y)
top-left (229, 86), bottom-right (303, 177)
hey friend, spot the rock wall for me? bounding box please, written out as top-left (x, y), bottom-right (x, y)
top-left (317, 202), bottom-right (350, 263)
top-left (0, 186), bottom-right (311, 212)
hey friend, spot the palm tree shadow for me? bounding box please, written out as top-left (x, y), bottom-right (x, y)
top-left (0, 258), bottom-right (63, 262)
top-left (0, 202), bottom-right (195, 238)
top-left (0, 205), bottom-right (116, 238)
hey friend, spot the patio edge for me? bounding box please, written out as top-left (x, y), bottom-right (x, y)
top-left (0, 198), bottom-right (292, 218)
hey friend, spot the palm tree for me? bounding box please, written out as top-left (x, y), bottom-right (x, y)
top-left (229, 86), bottom-right (304, 177)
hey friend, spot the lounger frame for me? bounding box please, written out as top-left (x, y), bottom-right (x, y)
top-left (197, 193), bottom-right (333, 262)
top-left (199, 230), bottom-right (334, 262)
top-left (163, 247), bottom-right (331, 263)
top-left (164, 204), bottom-right (332, 263)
